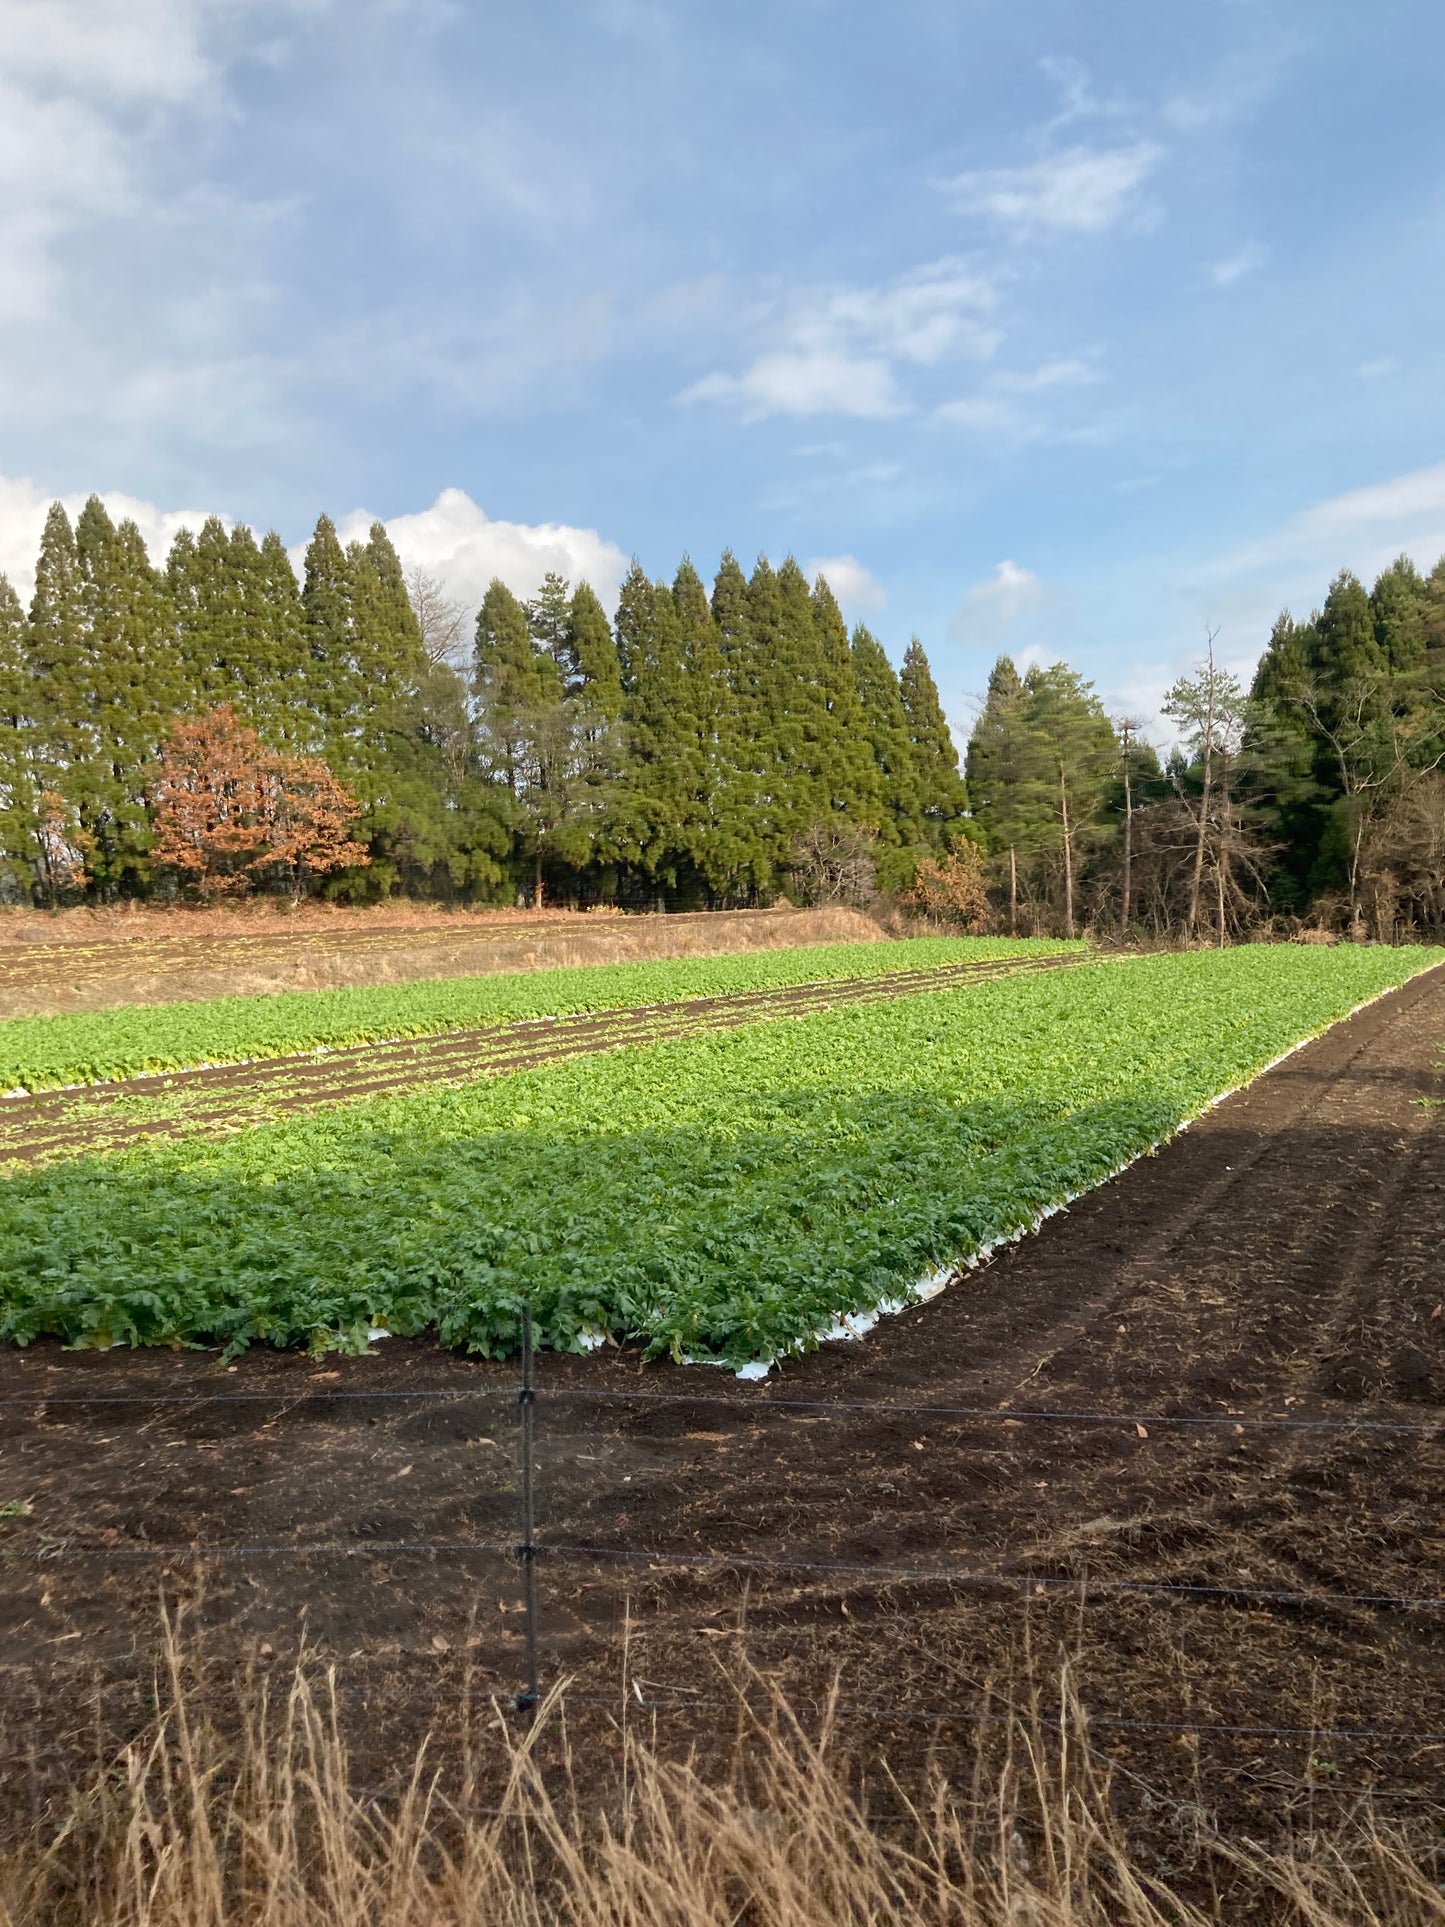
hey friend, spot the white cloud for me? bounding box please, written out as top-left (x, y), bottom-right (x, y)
top-left (1162, 44), bottom-right (1291, 133)
top-left (685, 354), bottom-right (905, 421)
top-left (949, 559), bottom-right (1046, 647)
top-left (936, 143), bottom-right (1163, 238)
top-left (1357, 357), bottom-right (1398, 380)
top-left (0, 477), bottom-right (629, 631)
top-left (935, 356), bottom-right (1101, 444)
top-left (1208, 244), bottom-right (1266, 287)
top-left (0, 1), bottom-right (220, 323)
top-left (0, 473), bottom-right (219, 602)
top-left (804, 555), bottom-right (886, 617)
top-left (680, 258), bottom-right (1000, 421)
top-left (336, 488), bottom-right (630, 625)
top-left (1206, 464), bottom-right (1445, 588)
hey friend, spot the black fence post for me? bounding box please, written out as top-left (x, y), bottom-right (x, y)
top-left (516, 1303), bottom-right (540, 1716)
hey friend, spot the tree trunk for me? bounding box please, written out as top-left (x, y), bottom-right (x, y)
top-left (1186, 657), bottom-right (1218, 939)
top-left (1008, 845), bottom-right (1017, 937)
top-left (1121, 761), bottom-right (1133, 935)
top-left (1215, 859), bottom-right (1226, 947)
top-left (1059, 763), bottom-right (1074, 939)
top-left (534, 848), bottom-right (544, 909)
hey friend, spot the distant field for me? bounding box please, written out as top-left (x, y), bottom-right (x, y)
top-left (0, 944), bottom-right (1431, 1366)
top-left (0, 903), bottom-right (888, 1018)
top-left (0, 935), bottom-right (1068, 1091)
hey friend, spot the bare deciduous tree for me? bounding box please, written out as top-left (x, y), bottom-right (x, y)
top-left (406, 567), bottom-right (466, 669)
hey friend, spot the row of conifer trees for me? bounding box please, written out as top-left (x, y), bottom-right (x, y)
top-left (5, 496), bottom-right (1442, 932)
top-left (0, 499), bottom-right (968, 906)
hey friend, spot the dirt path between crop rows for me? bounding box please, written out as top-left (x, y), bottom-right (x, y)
top-left (0, 951), bottom-right (1093, 1163)
top-left (0, 961), bottom-right (1441, 1851)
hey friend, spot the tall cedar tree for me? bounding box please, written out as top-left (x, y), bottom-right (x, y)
top-left (673, 556), bottom-right (733, 899)
top-left (810, 577), bottom-right (882, 822)
top-left (0, 574), bottom-right (35, 894)
top-left (614, 562), bottom-right (696, 884)
top-left (28, 503), bottom-right (89, 799)
top-left (710, 551), bottom-right (767, 896)
top-left (566, 582), bottom-right (624, 716)
top-left (899, 638), bottom-right (968, 841)
top-left (851, 624), bottom-right (925, 878)
top-left (73, 498), bottom-right (179, 895)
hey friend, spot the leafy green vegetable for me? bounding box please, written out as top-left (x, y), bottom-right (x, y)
top-left (0, 936), bottom-right (1070, 1092)
top-left (0, 946), bottom-right (1431, 1365)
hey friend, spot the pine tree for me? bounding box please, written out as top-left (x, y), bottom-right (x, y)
top-left (1371, 556), bottom-right (1429, 674)
top-left (899, 638), bottom-right (968, 841)
top-left (527, 572), bottom-right (573, 673)
top-left (1023, 662), bottom-right (1115, 938)
top-left (0, 575), bottom-right (36, 895)
top-left (966, 654), bottom-right (1051, 933)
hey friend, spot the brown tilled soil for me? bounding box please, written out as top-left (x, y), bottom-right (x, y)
top-left (0, 964), bottom-right (1441, 1852)
top-left (0, 904), bottom-right (884, 1018)
top-left (0, 951), bottom-right (1092, 1162)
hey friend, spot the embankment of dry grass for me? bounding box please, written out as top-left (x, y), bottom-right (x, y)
top-left (0, 905), bottom-right (886, 1018)
top-left (0, 1641), bottom-right (1439, 1927)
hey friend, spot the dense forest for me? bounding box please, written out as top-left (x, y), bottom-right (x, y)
top-left (1, 496), bottom-right (1443, 937)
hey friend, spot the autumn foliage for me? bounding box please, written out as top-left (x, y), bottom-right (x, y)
top-left (151, 706), bottom-right (369, 899)
top-left (905, 841), bottom-right (991, 930)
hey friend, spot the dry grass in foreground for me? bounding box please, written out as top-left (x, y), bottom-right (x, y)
top-left (0, 1643), bottom-right (1440, 1927)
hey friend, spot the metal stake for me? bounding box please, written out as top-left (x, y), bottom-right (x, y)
top-left (517, 1302), bottom-right (539, 1716)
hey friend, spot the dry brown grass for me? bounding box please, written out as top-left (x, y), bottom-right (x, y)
top-left (0, 1638), bottom-right (1438, 1927)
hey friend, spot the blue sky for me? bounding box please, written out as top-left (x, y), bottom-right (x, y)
top-left (2, 0), bottom-right (1443, 745)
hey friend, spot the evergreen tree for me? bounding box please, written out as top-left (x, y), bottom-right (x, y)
top-left (566, 581), bottom-right (624, 715)
top-left (0, 575), bottom-right (36, 895)
top-left (810, 575), bottom-right (882, 821)
top-left (527, 572), bottom-right (573, 673)
top-left (613, 562), bottom-right (696, 888)
top-left (1022, 662), bottom-right (1115, 938)
top-left (899, 638), bottom-right (968, 840)
top-left (965, 654), bottom-right (1051, 933)
top-left (28, 503), bottom-right (89, 797)
top-left (1371, 555), bottom-right (1429, 674)
top-left (73, 498), bottom-right (178, 895)
top-left (254, 532), bottom-right (309, 747)
top-left (300, 513), bottom-right (356, 760)
top-left (851, 624), bottom-right (924, 874)
top-left (672, 556), bottom-right (733, 899)
top-left (708, 551), bottom-right (766, 895)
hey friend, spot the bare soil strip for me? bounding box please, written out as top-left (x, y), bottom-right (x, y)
top-left (0, 963), bottom-right (1439, 1849)
top-left (0, 951), bottom-right (1089, 1163)
top-left (0, 905), bottom-right (884, 1017)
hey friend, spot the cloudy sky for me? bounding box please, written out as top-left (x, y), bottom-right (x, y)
top-left (2, 0), bottom-right (1443, 744)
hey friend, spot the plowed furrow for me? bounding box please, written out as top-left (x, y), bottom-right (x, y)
top-left (0, 952), bottom-right (1094, 1163)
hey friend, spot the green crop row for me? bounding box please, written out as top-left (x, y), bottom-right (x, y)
top-left (0, 936), bottom-right (1071, 1093)
top-left (0, 944), bottom-right (1433, 1366)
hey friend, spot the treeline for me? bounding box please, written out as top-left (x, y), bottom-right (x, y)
top-left (0, 499), bottom-right (967, 907)
top-left (966, 553), bottom-right (1445, 940)
top-left (5, 497), bottom-right (1443, 935)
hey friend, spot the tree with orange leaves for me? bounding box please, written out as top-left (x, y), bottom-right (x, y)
top-left (151, 705), bottom-right (369, 899)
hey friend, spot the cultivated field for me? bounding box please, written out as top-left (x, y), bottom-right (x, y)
top-left (0, 937), bottom-right (1440, 1900)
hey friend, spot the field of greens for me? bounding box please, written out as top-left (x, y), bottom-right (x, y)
top-left (0, 944), bottom-right (1434, 1366)
top-left (0, 936), bottom-right (1069, 1093)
